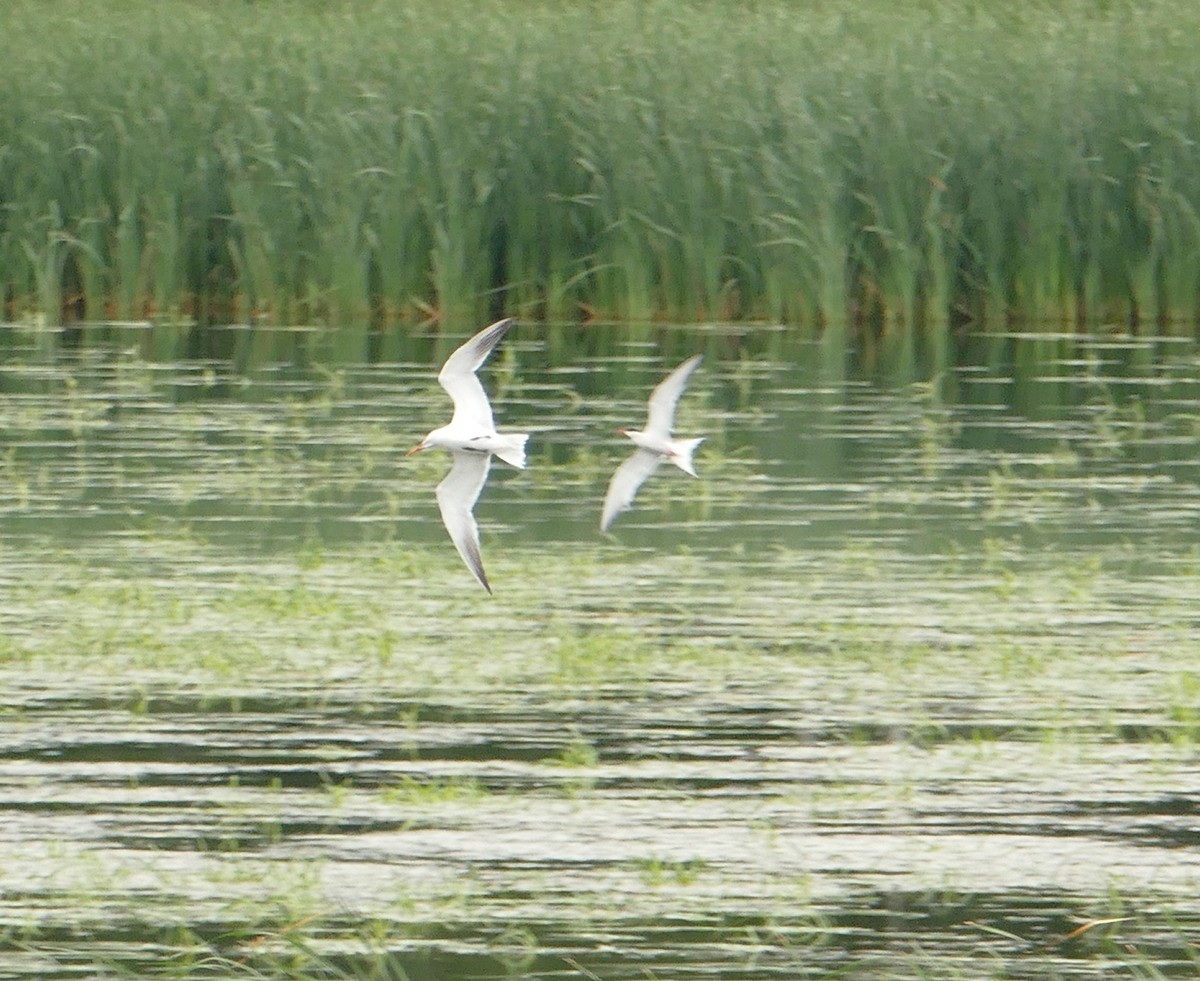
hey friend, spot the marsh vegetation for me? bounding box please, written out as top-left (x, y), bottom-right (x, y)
top-left (4, 0), bottom-right (1200, 340)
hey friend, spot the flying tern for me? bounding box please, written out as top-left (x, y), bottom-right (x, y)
top-left (601, 354), bottom-right (704, 532)
top-left (407, 318), bottom-right (528, 592)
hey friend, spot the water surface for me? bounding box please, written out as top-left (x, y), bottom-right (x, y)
top-left (1, 324), bottom-right (1199, 978)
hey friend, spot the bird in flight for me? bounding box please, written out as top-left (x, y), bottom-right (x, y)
top-left (601, 354), bottom-right (704, 532)
top-left (407, 318), bottom-right (529, 593)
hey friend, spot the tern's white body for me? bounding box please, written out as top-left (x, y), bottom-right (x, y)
top-left (601, 354), bottom-right (704, 532)
top-left (408, 318), bottom-right (528, 593)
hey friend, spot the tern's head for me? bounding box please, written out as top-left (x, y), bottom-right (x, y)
top-left (406, 430), bottom-right (438, 456)
top-left (407, 426), bottom-right (453, 456)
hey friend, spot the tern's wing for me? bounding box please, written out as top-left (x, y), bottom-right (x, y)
top-left (435, 451), bottom-right (493, 593)
top-left (643, 354), bottom-right (703, 439)
top-left (600, 448), bottom-right (662, 532)
top-left (438, 318), bottom-right (516, 432)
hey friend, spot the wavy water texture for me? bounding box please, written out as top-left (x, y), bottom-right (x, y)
top-left (1, 329), bottom-right (1199, 976)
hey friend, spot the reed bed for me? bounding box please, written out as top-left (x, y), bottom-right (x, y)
top-left (3, 0), bottom-right (1200, 341)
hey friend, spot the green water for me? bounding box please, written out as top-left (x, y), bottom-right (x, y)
top-left (1, 324), bottom-right (1199, 978)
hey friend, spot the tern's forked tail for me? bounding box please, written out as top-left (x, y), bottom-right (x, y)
top-left (669, 437), bottom-right (704, 478)
top-left (492, 433), bottom-right (530, 469)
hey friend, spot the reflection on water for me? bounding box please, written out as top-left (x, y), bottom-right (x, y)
top-left (1, 324), bottom-right (1199, 978)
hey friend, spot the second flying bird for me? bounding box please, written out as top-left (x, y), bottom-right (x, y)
top-left (601, 354), bottom-right (705, 532)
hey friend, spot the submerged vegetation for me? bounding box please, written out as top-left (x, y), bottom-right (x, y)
top-left (5, 536), bottom-right (1200, 978)
top-left (3, 340), bottom-right (1200, 977)
top-left (4, 0), bottom-right (1200, 346)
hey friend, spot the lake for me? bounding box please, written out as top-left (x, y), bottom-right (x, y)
top-left (1, 323), bottom-right (1199, 979)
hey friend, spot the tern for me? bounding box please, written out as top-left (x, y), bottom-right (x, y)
top-left (407, 318), bottom-right (529, 593)
top-left (601, 354), bottom-right (704, 532)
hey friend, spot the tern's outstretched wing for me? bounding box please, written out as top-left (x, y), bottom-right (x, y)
top-left (435, 450), bottom-right (493, 592)
top-left (643, 354), bottom-right (703, 439)
top-left (600, 448), bottom-right (662, 532)
top-left (438, 318), bottom-right (516, 433)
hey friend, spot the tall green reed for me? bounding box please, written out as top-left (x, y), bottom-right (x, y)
top-left (4, 0), bottom-right (1200, 347)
